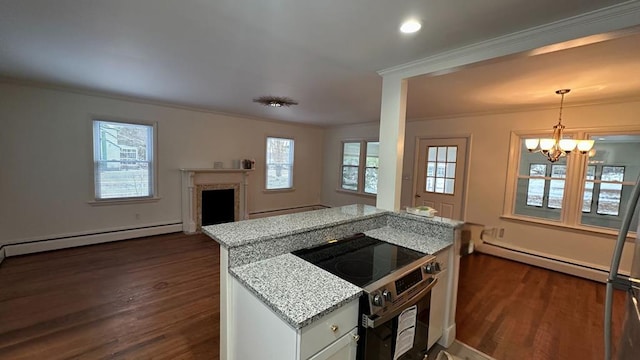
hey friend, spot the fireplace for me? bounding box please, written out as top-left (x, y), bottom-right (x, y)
top-left (180, 169), bottom-right (252, 233)
top-left (197, 185), bottom-right (239, 228)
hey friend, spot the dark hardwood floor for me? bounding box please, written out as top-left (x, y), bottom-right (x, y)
top-left (456, 253), bottom-right (627, 360)
top-left (0, 234), bottom-right (629, 360)
top-left (0, 233), bottom-right (220, 360)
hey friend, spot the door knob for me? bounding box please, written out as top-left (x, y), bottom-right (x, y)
top-left (415, 194), bottom-right (421, 198)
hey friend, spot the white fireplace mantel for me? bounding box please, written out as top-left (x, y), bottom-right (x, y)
top-left (180, 168), bottom-right (253, 233)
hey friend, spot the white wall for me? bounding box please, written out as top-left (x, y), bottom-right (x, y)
top-left (0, 82), bottom-right (324, 246)
top-left (321, 122), bottom-right (379, 207)
top-left (322, 100), bottom-right (640, 273)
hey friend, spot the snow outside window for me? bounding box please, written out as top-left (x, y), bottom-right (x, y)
top-left (340, 140), bottom-right (378, 195)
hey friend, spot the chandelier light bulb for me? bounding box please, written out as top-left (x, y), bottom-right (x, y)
top-left (539, 138), bottom-right (555, 151)
top-left (559, 139), bottom-right (577, 152)
top-left (525, 139), bottom-right (539, 150)
top-left (577, 140), bottom-right (595, 153)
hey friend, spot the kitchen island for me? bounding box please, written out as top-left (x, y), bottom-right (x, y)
top-left (203, 204), bottom-right (463, 360)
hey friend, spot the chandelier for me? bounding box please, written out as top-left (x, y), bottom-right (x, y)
top-left (525, 89), bottom-right (594, 163)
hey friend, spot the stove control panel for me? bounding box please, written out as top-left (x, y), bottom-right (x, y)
top-left (372, 293), bottom-right (384, 307)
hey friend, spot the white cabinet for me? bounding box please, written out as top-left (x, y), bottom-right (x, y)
top-left (231, 277), bottom-right (358, 360)
top-left (428, 245), bottom-right (452, 349)
top-left (307, 327), bottom-right (358, 360)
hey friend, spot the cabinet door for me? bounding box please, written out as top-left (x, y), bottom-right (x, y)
top-left (307, 327), bottom-right (358, 360)
top-left (428, 268), bottom-right (448, 349)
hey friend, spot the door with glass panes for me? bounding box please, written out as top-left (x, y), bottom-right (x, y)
top-left (415, 138), bottom-right (467, 220)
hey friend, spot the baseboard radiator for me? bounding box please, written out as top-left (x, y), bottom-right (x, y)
top-left (2, 222), bottom-right (183, 258)
top-left (248, 204), bottom-right (330, 219)
top-left (474, 240), bottom-right (615, 283)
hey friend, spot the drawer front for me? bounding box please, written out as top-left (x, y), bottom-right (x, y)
top-left (299, 300), bottom-right (358, 360)
top-left (307, 327), bottom-right (357, 360)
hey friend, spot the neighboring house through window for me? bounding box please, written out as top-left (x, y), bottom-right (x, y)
top-left (506, 130), bottom-right (640, 233)
top-left (340, 140), bottom-right (379, 195)
top-left (266, 137), bottom-right (294, 190)
top-left (93, 119), bottom-right (156, 200)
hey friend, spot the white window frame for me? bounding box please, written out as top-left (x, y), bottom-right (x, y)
top-left (91, 118), bottom-right (158, 204)
top-left (503, 127), bottom-right (639, 237)
top-left (338, 139), bottom-right (379, 196)
top-left (265, 136), bottom-right (295, 191)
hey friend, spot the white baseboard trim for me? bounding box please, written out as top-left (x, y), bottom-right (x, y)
top-left (475, 241), bottom-right (611, 283)
top-left (438, 324), bottom-right (456, 348)
top-left (4, 223), bottom-right (182, 257)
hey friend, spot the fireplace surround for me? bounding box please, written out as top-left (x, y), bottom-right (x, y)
top-left (180, 169), bottom-right (252, 233)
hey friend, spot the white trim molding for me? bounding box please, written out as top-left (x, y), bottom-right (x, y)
top-left (475, 239), bottom-right (624, 283)
top-left (4, 223), bottom-right (182, 257)
top-left (379, 1), bottom-right (640, 79)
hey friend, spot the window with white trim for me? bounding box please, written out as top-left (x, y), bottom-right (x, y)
top-left (266, 137), bottom-right (294, 190)
top-left (340, 140), bottom-right (379, 195)
top-left (507, 131), bottom-right (640, 233)
top-left (93, 120), bottom-right (155, 200)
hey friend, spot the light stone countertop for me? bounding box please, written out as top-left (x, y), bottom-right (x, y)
top-left (229, 253), bottom-right (363, 329)
top-left (203, 204), bottom-right (387, 248)
top-left (215, 204), bottom-right (463, 331)
top-left (364, 226), bottom-right (453, 254)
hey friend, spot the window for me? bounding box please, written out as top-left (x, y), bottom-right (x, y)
top-left (266, 137), bottom-right (294, 190)
top-left (425, 146), bottom-right (457, 194)
top-left (93, 120), bottom-right (155, 200)
top-left (507, 131), bottom-right (640, 233)
top-left (340, 140), bottom-right (379, 194)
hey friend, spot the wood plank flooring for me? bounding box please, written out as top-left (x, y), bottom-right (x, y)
top-left (0, 233), bottom-right (629, 360)
top-left (456, 253), bottom-right (627, 360)
top-left (0, 233), bottom-right (220, 360)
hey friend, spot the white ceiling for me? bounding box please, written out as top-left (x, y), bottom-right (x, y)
top-left (0, 0), bottom-right (636, 126)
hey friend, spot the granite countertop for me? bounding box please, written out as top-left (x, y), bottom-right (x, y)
top-left (230, 253), bottom-right (362, 329)
top-left (203, 204), bottom-right (387, 248)
top-left (217, 204), bottom-right (462, 331)
top-left (365, 226), bottom-right (453, 254)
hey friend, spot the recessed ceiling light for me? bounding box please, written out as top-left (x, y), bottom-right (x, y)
top-left (400, 19), bottom-right (421, 34)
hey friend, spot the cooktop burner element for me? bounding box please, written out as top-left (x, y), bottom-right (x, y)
top-left (292, 234), bottom-right (426, 288)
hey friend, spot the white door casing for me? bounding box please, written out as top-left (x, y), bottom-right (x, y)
top-left (414, 137), bottom-right (468, 220)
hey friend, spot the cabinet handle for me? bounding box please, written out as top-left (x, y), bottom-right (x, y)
top-left (352, 334), bottom-right (360, 342)
top-left (330, 325), bottom-right (339, 332)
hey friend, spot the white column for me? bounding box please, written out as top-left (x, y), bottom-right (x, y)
top-left (376, 75), bottom-right (408, 211)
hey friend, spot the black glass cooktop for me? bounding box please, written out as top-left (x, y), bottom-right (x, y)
top-left (292, 234), bottom-right (426, 287)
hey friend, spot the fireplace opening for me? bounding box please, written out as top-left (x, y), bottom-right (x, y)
top-left (201, 189), bottom-right (235, 226)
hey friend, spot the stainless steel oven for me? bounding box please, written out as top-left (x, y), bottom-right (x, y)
top-left (293, 234), bottom-right (438, 360)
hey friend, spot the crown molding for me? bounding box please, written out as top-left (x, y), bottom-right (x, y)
top-left (406, 95), bottom-right (640, 123)
top-left (378, 1), bottom-right (640, 79)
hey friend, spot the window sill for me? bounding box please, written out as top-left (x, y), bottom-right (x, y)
top-left (88, 197), bottom-right (162, 206)
top-left (335, 188), bottom-right (377, 198)
top-left (500, 214), bottom-right (636, 240)
top-left (263, 188), bottom-right (295, 194)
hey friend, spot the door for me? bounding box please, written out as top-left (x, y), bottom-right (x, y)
top-left (414, 138), bottom-right (467, 220)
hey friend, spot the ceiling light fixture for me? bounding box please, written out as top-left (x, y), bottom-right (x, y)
top-left (525, 89), bottom-right (594, 163)
top-left (253, 96), bottom-right (299, 108)
top-left (400, 19), bottom-right (421, 34)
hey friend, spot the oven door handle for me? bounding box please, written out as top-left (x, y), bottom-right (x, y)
top-left (363, 278), bottom-right (438, 329)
